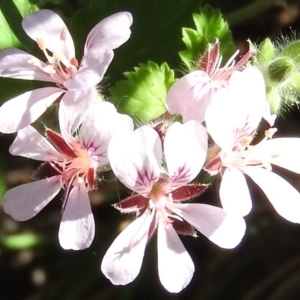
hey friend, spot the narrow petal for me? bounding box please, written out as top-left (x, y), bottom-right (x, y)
top-left (79, 101), bottom-right (133, 166)
top-left (58, 89), bottom-right (94, 142)
top-left (255, 138), bottom-right (300, 174)
top-left (114, 194), bottom-right (148, 213)
top-left (59, 183), bottom-right (95, 250)
top-left (0, 48), bottom-right (55, 82)
top-left (101, 212), bottom-right (152, 285)
top-left (157, 221), bottom-right (194, 293)
top-left (9, 126), bottom-right (63, 161)
top-left (164, 121), bottom-right (207, 191)
top-left (171, 203), bottom-right (246, 249)
top-left (244, 167), bottom-right (300, 223)
top-left (108, 126), bottom-right (161, 196)
top-left (3, 176), bottom-right (61, 221)
top-left (219, 168), bottom-right (252, 216)
top-left (166, 70), bottom-right (216, 123)
top-left (64, 48), bottom-right (113, 90)
top-left (85, 12), bottom-right (133, 52)
top-left (0, 87), bottom-right (64, 133)
top-left (22, 9), bottom-right (75, 62)
top-left (171, 184), bottom-right (207, 202)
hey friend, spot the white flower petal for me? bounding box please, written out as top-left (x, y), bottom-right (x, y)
top-left (256, 138), bottom-right (300, 174)
top-left (101, 212), bottom-right (152, 285)
top-left (85, 12), bottom-right (133, 52)
top-left (157, 220), bottom-right (194, 293)
top-left (206, 67), bottom-right (266, 150)
top-left (59, 183), bottom-right (95, 250)
top-left (0, 87), bottom-right (64, 133)
top-left (64, 48), bottom-right (113, 90)
top-left (220, 168), bottom-right (252, 216)
top-left (58, 89), bottom-right (94, 142)
top-left (9, 125), bottom-right (62, 161)
top-left (3, 176), bottom-right (61, 221)
top-left (244, 167), bottom-right (300, 223)
top-left (79, 101), bottom-right (133, 166)
top-left (22, 9), bottom-right (75, 62)
top-left (171, 203), bottom-right (246, 249)
top-left (108, 126), bottom-right (161, 196)
top-left (0, 48), bottom-right (55, 82)
top-left (166, 70), bottom-right (216, 123)
top-left (164, 121), bottom-right (207, 190)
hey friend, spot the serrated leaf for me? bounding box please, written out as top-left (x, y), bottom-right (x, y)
top-left (0, 0), bottom-right (37, 51)
top-left (179, 4), bottom-right (234, 70)
top-left (109, 61), bottom-right (175, 122)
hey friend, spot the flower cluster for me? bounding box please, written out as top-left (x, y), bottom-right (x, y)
top-left (1, 9), bottom-right (300, 294)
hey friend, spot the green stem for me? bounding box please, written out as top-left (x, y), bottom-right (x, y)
top-left (226, 0), bottom-right (287, 26)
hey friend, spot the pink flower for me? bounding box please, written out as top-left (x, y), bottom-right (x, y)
top-left (101, 121), bottom-right (246, 292)
top-left (0, 9), bottom-right (132, 133)
top-left (2, 102), bottom-right (133, 250)
top-left (166, 40), bottom-right (255, 123)
top-left (205, 67), bottom-right (300, 222)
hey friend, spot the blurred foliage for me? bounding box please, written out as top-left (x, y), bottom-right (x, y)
top-left (1, 0), bottom-right (300, 299)
top-left (0, 0), bottom-right (37, 51)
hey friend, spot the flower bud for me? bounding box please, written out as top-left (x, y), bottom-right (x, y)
top-left (267, 57), bottom-right (294, 84)
top-left (253, 36), bottom-right (300, 114)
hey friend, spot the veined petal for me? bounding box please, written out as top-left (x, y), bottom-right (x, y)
top-left (166, 70), bottom-right (216, 123)
top-left (3, 176), bottom-right (61, 221)
top-left (59, 183), bottom-right (95, 250)
top-left (108, 126), bottom-right (161, 196)
top-left (79, 101), bottom-right (133, 166)
top-left (0, 87), bottom-right (64, 133)
top-left (220, 168), bottom-right (252, 216)
top-left (0, 48), bottom-right (56, 82)
top-left (164, 121), bottom-right (207, 191)
top-left (22, 9), bottom-right (75, 62)
top-left (157, 220), bottom-right (194, 293)
top-left (255, 138), bottom-right (300, 174)
top-left (171, 203), bottom-right (246, 249)
top-left (206, 68), bottom-right (266, 150)
top-left (58, 89), bottom-right (94, 142)
top-left (101, 211), bottom-right (152, 285)
top-left (9, 125), bottom-right (63, 161)
top-left (244, 167), bottom-right (300, 223)
top-left (85, 12), bottom-right (132, 52)
top-left (64, 48), bottom-right (113, 90)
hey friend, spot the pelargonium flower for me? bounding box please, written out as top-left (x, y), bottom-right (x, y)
top-left (2, 101), bottom-right (133, 250)
top-left (0, 9), bottom-right (132, 133)
top-left (101, 121), bottom-right (246, 293)
top-left (166, 40), bottom-right (255, 123)
top-left (205, 67), bottom-right (300, 222)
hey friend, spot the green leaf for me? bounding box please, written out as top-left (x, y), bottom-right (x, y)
top-left (179, 4), bottom-right (234, 70)
top-left (0, 0), bottom-right (37, 51)
top-left (109, 61), bottom-right (175, 122)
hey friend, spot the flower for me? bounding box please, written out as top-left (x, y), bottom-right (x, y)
top-left (205, 67), bottom-right (300, 222)
top-left (2, 101), bottom-right (133, 250)
top-left (0, 9), bottom-right (133, 133)
top-left (166, 40), bottom-right (255, 123)
top-left (101, 121), bottom-right (246, 292)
